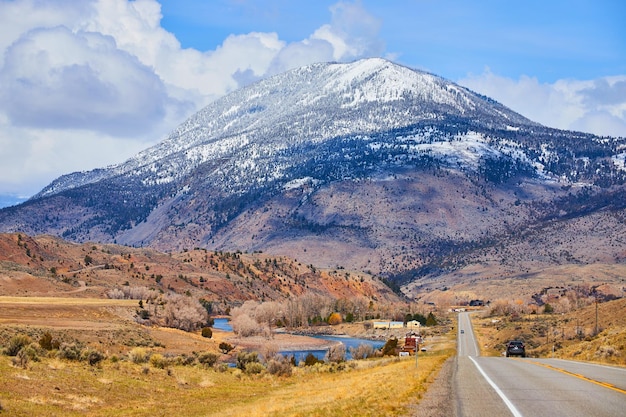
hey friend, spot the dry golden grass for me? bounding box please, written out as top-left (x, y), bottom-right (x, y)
top-left (0, 296), bottom-right (136, 306)
top-left (0, 296), bottom-right (221, 357)
top-left (0, 341), bottom-right (454, 416)
top-left (0, 295), bottom-right (456, 416)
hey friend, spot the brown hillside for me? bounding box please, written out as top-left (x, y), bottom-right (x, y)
top-left (0, 233), bottom-right (400, 308)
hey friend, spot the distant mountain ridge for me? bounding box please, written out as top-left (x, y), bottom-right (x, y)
top-left (2, 58), bottom-right (626, 293)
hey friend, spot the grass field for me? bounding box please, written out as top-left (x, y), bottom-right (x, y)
top-left (0, 296), bottom-right (455, 416)
top-left (0, 349), bottom-right (454, 416)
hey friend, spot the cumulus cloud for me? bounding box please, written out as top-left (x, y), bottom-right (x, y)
top-left (268, 1), bottom-right (383, 75)
top-left (0, 26), bottom-right (171, 136)
top-left (0, 0), bottom-right (383, 197)
top-left (459, 70), bottom-right (626, 138)
top-left (0, 115), bottom-right (148, 195)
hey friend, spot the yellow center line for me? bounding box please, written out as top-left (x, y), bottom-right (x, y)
top-left (527, 360), bottom-right (626, 395)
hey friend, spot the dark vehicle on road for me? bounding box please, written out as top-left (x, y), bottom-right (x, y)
top-left (506, 340), bottom-right (525, 357)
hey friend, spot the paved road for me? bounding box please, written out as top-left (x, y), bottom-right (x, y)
top-left (454, 312), bottom-right (626, 417)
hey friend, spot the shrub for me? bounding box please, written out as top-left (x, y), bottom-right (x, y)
top-left (176, 354), bottom-right (196, 366)
top-left (150, 353), bottom-right (168, 369)
top-left (57, 343), bottom-right (82, 361)
top-left (381, 337), bottom-right (398, 356)
top-left (13, 343), bottom-right (41, 367)
top-left (129, 347), bottom-right (150, 364)
top-left (197, 352), bottom-right (217, 368)
top-left (13, 349), bottom-right (30, 368)
top-left (216, 363), bottom-right (229, 373)
top-left (219, 342), bottom-right (234, 354)
top-left (261, 343), bottom-right (279, 362)
top-left (82, 349), bottom-right (105, 366)
top-left (201, 327), bottom-right (213, 338)
top-left (5, 335), bottom-right (32, 356)
top-left (39, 332), bottom-right (60, 351)
top-left (236, 352), bottom-right (259, 370)
top-left (266, 356), bottom-right (292, 376)
top-left (350, 343), bottom-right (375, 360)
top-left (137, 309), bottom-right (151, 320)
top-left (304, 353), bottom-right (321, 366)
top-left (244, 362), bottom-right (265, 375)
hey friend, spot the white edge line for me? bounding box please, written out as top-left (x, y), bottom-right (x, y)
top-left (469, 356), bottom-right (524, 417)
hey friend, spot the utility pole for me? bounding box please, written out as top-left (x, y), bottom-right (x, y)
top-left (595, 293), bottom-right (599, 336)
top-left (415, 343), bottom-right (418, 368)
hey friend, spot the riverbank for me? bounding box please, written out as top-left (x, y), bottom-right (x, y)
top-left (220, 321), bottom-right (419, 353)
top-left (226, 332), bottom-right (340, 352)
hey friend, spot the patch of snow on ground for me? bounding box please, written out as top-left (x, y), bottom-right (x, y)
top-left (410, 132), bottom-right (495, 168)
top-left (612, 153), bottom-right (626, 171)
top-left (284, 177), bottom-right (319, 190)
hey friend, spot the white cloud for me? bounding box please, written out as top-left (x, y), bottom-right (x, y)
top-left (268, 0), bottom-right (383, 75)
top-left (459, 70), bottom-right (626, 138)
top-left (0, 26), bottom-right (174, 136)
top-left (0, 0), bottom-right (383, 197)
top-left (0, 115), bottom-right (148, 196)
top-left (319, 1), bottom-right (384, 60)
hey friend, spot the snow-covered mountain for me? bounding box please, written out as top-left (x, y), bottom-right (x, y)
top-left (35, 58), bottom-right (538, 198)
top-left (3, 58), bottom-right (626, 284)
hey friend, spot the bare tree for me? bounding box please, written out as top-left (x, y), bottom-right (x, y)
top-left (326, 344), bottom-right (346, 363)
top-left (231, 313), bottom-right (259, 337)
top-left (282, 298), bottom-right (304, 328)
top-left (162, 294), bottom-right (208, 332)
top-left (106, 288), bottom-right (125, 299)
top-left (255, 301), bottom-right (282, 339)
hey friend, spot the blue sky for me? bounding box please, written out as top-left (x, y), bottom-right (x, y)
top-left (0, 0), bottom-right (624, 203)
top-left (160, 0), bottom-right (625, 82)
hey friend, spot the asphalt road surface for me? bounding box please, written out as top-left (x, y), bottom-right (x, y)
top-left (454, 312), bottom-right (626, 417)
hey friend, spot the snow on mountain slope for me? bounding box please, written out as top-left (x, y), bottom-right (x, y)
top-left (35, 58), bottom-right (537, 198)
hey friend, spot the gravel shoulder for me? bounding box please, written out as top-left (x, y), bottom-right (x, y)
top-left (406, 356), bottom-right (456, 417)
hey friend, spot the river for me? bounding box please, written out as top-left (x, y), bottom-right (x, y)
top-left (212, 318), bottom-right (385, 362)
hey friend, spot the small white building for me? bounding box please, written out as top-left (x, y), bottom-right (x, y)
top-left (406, 320), bottom-right (421, 330)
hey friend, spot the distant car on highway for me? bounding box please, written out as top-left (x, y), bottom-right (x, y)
top-left (460, 329), bottom-right (464, 334)
top-left (505, 340), bottom-right (526, 357)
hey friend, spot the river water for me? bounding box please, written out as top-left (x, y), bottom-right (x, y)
top-left (213, 317), bottom-right (233, 332)
top-left (212, 318), bottom-right (385, 362)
